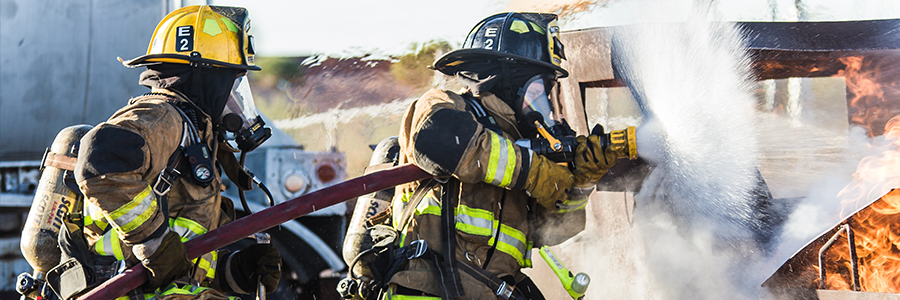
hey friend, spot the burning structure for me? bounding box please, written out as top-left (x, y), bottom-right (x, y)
top-left (550, 17), bottom-right (900, 300)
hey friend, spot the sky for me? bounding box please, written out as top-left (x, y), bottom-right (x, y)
top-left (205, 0), bottom-right (900, 57)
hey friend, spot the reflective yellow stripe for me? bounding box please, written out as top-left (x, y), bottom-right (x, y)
top-left (107, 185), bottom-right (158, 234)
top-left (84, 201), bottom-right (108, 231)
top-left (169, 217), bottom-right (208, 242)
top-left (501, 137), bottom-right (516, 187)
top-left (157, 282), bottom-right (240, 298)
top-left (489, 224), bottom-right (529, 267)
top-left (531, 22), bottom-right (546, 35)
top-left (93, 228), bottom-right (125, 260)
top-left (408, 198), bottom-right (530, 267)
top-left (455, 205), bottom-right (493, 236)
top-left (160, 282), bottom-right (211, 296)
top-left (166, 217), bottom-right (217, 280)
top-left (524, 241), bottom-right (533, 268)
top-left (414, 195), bottom-right (441, 216)
top-left (194, 251), bottom-right (217, 279)
top-left (483, 132), bottom-right (516, 188)
top-left (393, 191), bottom-right (414, 228)
top-left (510, 20), bottom-right (530, 34)
top-left (387, 285), bottom-right (441, 300)
top-left (558, 197), bottom-right (588, 213)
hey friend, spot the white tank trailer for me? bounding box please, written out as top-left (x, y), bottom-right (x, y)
top-left (0, 1), bottom-right (348, 299)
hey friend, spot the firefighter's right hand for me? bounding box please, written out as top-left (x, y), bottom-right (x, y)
top-left (132, 229), bottom-right (192, 290)
top-left (572, 135), bottom-right (618, 186)
top-left (525, 153), bottom-right (575, 210)
top-left (227, 244), bottom-right (282, 293)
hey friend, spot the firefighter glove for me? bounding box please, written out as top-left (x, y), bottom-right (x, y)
top-left (225, 244), bottom-right (282, 294)
top-left (132, 229), bottom-right (192, 290)
top-left (525, 153), bottom-right (575, 210)
top-left (573, 135), bottom-right (618, 186)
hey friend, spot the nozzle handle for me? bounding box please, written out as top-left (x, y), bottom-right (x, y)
top-left (591, 124), bottom-right (605, 137)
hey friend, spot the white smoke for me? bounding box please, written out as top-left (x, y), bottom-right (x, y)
top-left (607, 0), bottom-right (765, 298)
top-left (272, 97), bottom-right (415, 149)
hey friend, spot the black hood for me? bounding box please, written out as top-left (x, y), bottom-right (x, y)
top-left (139, 63), bottom-right (242, 126)
top-left (456, 59), bottom-right (550, 106)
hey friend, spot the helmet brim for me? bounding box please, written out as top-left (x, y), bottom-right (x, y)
top-left (432, 48), bottom-right (568, 78)
top-left (122, 54), bottom-right (262, 71)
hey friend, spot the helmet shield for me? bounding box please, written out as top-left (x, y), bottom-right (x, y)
top-left (223, 76), bottom-right (260, 129)
top-left (433, 12), bottom-right (567, 78)
top-left (222, 75), bottom-right (270, 151)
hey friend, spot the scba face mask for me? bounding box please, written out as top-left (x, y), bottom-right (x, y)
top-left (222, 75), bottom-right (271, 152)
top-left (516, 74), bottom-right (561, 137)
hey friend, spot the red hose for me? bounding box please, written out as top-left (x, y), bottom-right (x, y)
top-left (78, 163), bottom-right (429, 300)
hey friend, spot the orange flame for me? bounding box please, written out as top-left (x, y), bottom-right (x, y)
top-left (835, 56), bottom-right (900, 137)
top-left (818, 117), bottom-right (900, 292)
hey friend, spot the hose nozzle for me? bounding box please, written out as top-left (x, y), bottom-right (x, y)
top-left (592, 125), bottom-right (637, 160)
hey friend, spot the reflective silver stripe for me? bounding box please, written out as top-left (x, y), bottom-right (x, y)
top-left (498, 231), bottom-right (527, 256)
top-left (197, 251), bottom-right (217, 279)
top-left (415, 195), bottom-right (441, 216)
top-left (484, 132), bottom-right (516, 187)
top-left (456, 215), bottom-right (493, 237)
top-left (493, 135), bottom-right (509, 186)
top-left (169, 217), bottom-right (207, 241)
top-left (93, 229), bottom-right (125, 260)
top-left (524, 241), bottom-right (533, 268)
top-left (455, 205), bottom-right (494, 236)
top-left (491, 224), bottom-right (530, 266)
top-left (108, 185), bottom-right (158, 234)
top-left (557, 198), bottom-right (588, 212)
top-left (84, 201), bottom-right (108, 230)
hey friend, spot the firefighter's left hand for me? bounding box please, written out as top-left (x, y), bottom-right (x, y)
top-left (572, 135), bottom-right (617, 186)
top-left (228, 244), bottom-right (282, 293)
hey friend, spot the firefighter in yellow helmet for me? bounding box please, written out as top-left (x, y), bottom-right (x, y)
top-left (56, 5), bottom-right (279, 299)
top-left (382, 12), bottom-right (618, 299)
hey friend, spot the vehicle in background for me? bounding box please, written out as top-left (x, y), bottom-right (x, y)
top-left (0, 1), bottom-right (347, 298)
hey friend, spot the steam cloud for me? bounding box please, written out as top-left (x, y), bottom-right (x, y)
top-left (606, 0), bottom-right (767, 298)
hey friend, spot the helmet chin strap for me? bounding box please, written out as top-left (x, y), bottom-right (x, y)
top-left (189, 52), bottom-right (205, 111)
top-left (499, 59), bottom-right (514, 102)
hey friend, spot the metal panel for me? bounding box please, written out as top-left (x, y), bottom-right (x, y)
top-left (0, 0), bottom-right (161, 161)
top-left (558, 28), bottom-right (614, 135)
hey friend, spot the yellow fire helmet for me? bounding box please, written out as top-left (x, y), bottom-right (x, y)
top-left (121, 5), bottom-right (260, 70)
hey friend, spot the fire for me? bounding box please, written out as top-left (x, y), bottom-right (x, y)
top-left (835, 55), bottom-right (900, 137)
top-left (818, 116), bottom-right (900, 292)
top-left (817, 190), bottom-right (900, 292)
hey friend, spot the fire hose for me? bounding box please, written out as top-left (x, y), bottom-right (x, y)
top-left (76, 163), bottom-right (431, 300)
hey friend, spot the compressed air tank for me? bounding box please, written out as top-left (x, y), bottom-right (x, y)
top-left (20, 125), bottom-right (92, 277)
top-left (342, 136), bottom-right (400, 276)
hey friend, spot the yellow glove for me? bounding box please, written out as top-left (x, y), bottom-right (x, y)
top-left (572, 135), bottom-right (618, 186)
top-left (525, 154), bottom-right (575, 210)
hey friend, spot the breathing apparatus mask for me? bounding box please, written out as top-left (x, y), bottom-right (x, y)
top-left (221, 75), bottom-right (271, 152)
top-left (512, 73), bottom-right (638, 163)
top-left (513, 73), bottom-right (578, 162)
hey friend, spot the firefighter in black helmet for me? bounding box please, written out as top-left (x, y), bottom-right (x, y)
top-left (383, 12), bottom-right (617, 299)
top-left (56, 5), bottom-right (280, 299)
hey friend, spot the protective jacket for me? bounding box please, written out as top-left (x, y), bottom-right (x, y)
top-left (387, 89), bottom-right (588, 298)
top-left (75, 88), bottom-right (233, 298)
